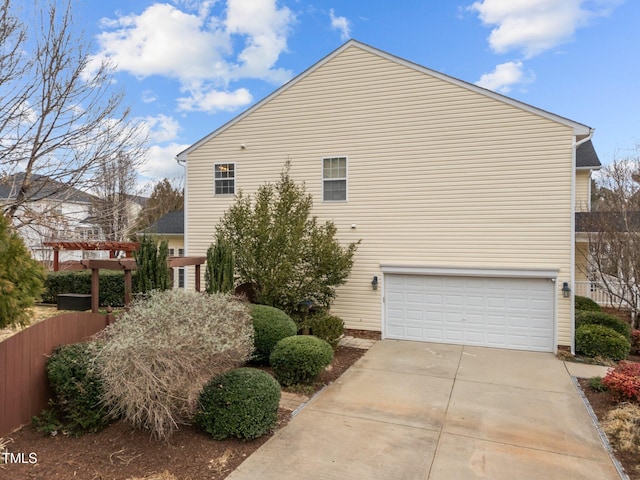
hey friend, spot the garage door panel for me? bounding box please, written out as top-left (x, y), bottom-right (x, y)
top-left (385, 274), bottom-right (555, 352)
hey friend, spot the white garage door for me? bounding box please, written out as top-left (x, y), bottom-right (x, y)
top-left (385, 274), bottom-right (555, 352)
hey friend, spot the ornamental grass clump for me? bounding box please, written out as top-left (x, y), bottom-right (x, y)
top-left (95, 290), bottom-right (253, 440)
top-left (602, 403), bottom-right (640, 454)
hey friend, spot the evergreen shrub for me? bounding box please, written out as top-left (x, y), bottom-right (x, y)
top-left (575, 324), bottom-right (630, 361)
top-left (195, 367), bottom-right (280, 440)
top-left (270, 335), bottom-right (334, 386)
top-left (251, 304), bottom-right (297, 363)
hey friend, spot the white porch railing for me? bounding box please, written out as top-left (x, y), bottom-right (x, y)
top-left (574, 281), bottom-right (626, 307)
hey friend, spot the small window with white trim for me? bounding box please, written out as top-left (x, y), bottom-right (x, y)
top-left (214, 163), bottom-right (235, 195)
top-left (322, 157), bottom-right (347, 201)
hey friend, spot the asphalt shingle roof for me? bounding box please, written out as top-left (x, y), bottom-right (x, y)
top-left (576, 140), bottom-right (601, 169)
top-left (0, 173), bottom-right (97, 203)
top-left (148, 209), bottom-right (184, 235)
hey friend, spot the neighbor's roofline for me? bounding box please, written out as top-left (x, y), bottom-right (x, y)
top-left (176, 39), bottom-right (592, 161)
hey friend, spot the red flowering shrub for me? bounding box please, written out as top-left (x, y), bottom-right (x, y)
top-left (603, 361), bottom-right (640, 403)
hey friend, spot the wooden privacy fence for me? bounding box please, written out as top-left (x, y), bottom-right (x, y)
top-left (0, 312), bottom-right (112, 437)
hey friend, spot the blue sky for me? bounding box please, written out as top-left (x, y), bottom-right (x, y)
top-left (65, 0), bottom-right (639, 187)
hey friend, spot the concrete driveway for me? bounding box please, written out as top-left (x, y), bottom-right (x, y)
top-left (227, 341), bottom-right (620, 480)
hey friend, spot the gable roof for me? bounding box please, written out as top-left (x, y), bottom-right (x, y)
top-left (576, 140), bottom-right (602, 169)
top-left (147, 209), bottom-right (184, 235)
top-left (177, 39), bottom-right (593, 161)
top-left (0, 173), bottom-right (97, 204)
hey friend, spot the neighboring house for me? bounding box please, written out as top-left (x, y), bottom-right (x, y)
top-left (178, 40), bottom-right (602, 353)
top-left (0, 173), bottom-right (145, 265)
top-left (147, 209), bottom-right (185, 288)
top-left (0, 173), bottom-right (102, 264)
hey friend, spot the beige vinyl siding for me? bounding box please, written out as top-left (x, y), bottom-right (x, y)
top-left (575, 242), bottom-right (589, 283)
top-left (575, 170), bottom-right (591, 212)
top-left (186, 44), bottom-right (576, 348)
top-left (163, 235), bottom-right (184, 254)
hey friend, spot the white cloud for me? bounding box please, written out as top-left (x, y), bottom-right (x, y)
top-left (139, 114), bottom-right (182, 143)
top-left (468, 0), bottom-right (622, 58)
top-left (225, 0), bottom-right (295, 83)
top-left (139, 143), bottom-right (190, 182)
top-left (89, 1), bottom-right (295, 113)
top-left (92, 4), bottom-right (231, 81)
top-left (329, 9), bottom-right (351, 41)
top-left (177, 87), bottom-right (253, 113)
top-left (141, 90), bottom-right (157, 103)
top-left (475, 61), bottom-right (534, 93)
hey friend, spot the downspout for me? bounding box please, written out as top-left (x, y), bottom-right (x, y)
top-left (571, 128), bottom-right (595, 353)
top-left (176, 155), bottom-right (188, 288)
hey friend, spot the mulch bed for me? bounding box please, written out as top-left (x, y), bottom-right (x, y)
top-left (578, 378), bottom-right (640, 479)
top-left (2, 344), bottom-right (368, 480)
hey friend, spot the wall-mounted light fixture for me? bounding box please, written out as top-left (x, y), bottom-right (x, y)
top-left (562, 281), bottom-right (571, 298)
top-left (371, 276), bottom-right (379, 290)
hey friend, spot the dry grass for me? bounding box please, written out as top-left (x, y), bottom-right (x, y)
top-left (602, 403), bottom-right (640, 453)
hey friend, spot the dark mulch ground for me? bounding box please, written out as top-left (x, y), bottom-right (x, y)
top-left (578, 378), bottom-right (640, 480)
top-left (2, 342), bottom-right (368, 480)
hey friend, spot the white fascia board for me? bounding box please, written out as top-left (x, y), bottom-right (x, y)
top-left (380, 265), bottom-right (559, 279)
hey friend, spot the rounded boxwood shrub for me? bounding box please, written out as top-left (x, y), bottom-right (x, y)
top-left (576, 310), bottom-right (631, 340)
top-left (270, 335), bottom-right (334, 386)
top-left (574, 295), bottom-right (601, 312)
top-left (194, 367), bottom-right (281, 440)
top-left (575, 324), bottom-right (631, 361)
top-left (309, 312), bottom-right (345, 349)
top-left (45, 342), bottom-right (110, 434)
top-left (251, 304), bottom-right (297, 363)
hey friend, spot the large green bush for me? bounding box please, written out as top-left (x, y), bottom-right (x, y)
top-left (43, 270), bottom-right (126, 306)
top-left (195, 367), bottom-right (280, 440)
top-left (309, 312), bottom-right (345, 349)
top-left (251, 304), bottom-right (297, 363)
top-left (95, 290), bottom-right (254, 440)
top-left (45, 342), bottom-right (110, 434)
top-left (576, 310), bottom-right (631, 340)
top-left (217, 163), bottom-right (359, 314)
top-left (270, 335), bottom-right (334, 386)
top-left (575, 324), bottom-right (630, 361)
top-left (575, 295), bottom-right (601, 312)
top-left (0, 214), bottom-right (44, 327)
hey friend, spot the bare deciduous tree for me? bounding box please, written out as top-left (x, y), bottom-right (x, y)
top-left (0, 0), bottom-right (146, 230)
top-left (91, 152), bottom-right (142, 241)
top-left (581, 152), bottom-right (640, 327)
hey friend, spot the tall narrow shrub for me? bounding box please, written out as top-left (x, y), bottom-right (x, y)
top-left (0, 214), bottom-right (45, 327)
top-left (133, 235), bottom-right (170, 293)
top-left (205, 234), bottom-right (234, 293)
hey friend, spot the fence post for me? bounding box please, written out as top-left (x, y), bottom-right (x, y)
top-left (106, 306), bottom-right (114, 326)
